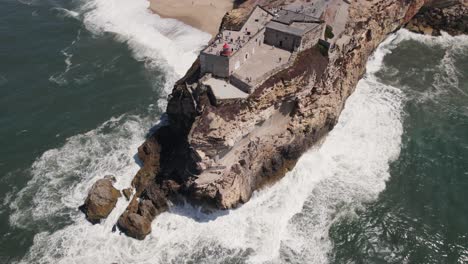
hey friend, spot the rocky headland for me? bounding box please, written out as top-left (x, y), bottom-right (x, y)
top-left (81, 0), bottom-right (466, 239)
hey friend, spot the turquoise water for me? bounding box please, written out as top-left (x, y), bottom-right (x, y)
top-left (0, 0), bottom-right (467, 263)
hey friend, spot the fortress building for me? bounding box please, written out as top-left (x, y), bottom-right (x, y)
top-left (199, 6), bottom-right (327, 99)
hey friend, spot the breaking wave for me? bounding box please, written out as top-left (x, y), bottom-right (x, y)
top-left (383, 29), bottom-right (468, 102)
top-left (9, 115), bottom-right (148, 230)
top-left (77, 0), bottom-right (211, 92)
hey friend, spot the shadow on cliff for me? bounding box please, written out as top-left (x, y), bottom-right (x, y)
top-left (132, 113), bottom-right (171, 168)
top-left (147, 113), bottom-right (170, 137)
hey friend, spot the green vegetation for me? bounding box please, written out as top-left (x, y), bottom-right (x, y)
top-left (325, 25), bottom-right (335, 39)
top-left (318, 42), bottom-right (329, 57)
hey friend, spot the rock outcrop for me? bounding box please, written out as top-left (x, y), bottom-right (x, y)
top-left (116, 128), bottom-right (170, 239)
top-left (82, 0), bottom-right (463, 239)
top-left (406, 0), bottom-right (468, 36)
top-left (146, 0), bottom-right (430, 211)
top-left (80, 177), bottom-right (121, 224)
top-left (114, 0), bottom-right (431, 239)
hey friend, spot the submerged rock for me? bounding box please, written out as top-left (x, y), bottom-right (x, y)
top-left (80, 178), bottom-right (121, 224)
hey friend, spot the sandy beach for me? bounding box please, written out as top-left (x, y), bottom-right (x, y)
top-left (149, 0), bottom-right (233, 36)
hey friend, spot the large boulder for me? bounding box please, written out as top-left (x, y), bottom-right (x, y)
top-left (80, 178), bottom-right (121, 224)
top-left (116, 185), bottom-right (169, 240)
top-left (117, 212), bottom-right (152, 240)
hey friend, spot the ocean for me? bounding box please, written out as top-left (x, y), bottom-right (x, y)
top-left (0, 0), bottom-right (467, 263)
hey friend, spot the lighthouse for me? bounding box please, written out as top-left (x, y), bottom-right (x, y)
top-left (221, 43), bottom-right (232, 57)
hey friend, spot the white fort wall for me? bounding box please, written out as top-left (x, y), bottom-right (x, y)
top-left (200, 28), bottom-right (266, 78)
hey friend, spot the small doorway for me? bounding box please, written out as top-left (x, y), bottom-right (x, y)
top-left (279, 40), bottom-right (283, 48)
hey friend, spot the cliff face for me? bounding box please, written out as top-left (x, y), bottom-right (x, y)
top-left (83, 0), bottom-right (447, 239)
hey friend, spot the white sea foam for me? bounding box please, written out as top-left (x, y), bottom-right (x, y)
top-left (52, 7), bottom-right (80, 19)
top-left (49, 30), bottom-right (81, 86)
top-left (9, 115), bottom-right (148, 229)
top-left (394, 29), bottom-right (468, 101)
top-left (14, 26), bottom-right (417, 264)
top-left (77, 0), bottom-right (211, 93)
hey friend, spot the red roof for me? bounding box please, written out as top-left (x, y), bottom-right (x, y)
top-left (223, 43), bottom-right (230, 49)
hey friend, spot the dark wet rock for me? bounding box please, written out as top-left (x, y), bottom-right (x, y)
top-left (132, 136), bottom-right (162, 196)
top-left (137, 200), bottom-right (158, 220)
top-left (406, 1), bottom-right (468, 36)
top-left (116, 185), bottom-right (168, 239)
top-left (80, 178), bottom-right (121, 224)
top-left (132, 169), bottom-right (156, 197)
top-left (122, 188), bottom-right (133, 201)
top-left (141, 184), bottom-right (168, 212)
top-left (126, 196), bottom-right (139, 214)
top-left (117, 212), bottom-right (152, 240)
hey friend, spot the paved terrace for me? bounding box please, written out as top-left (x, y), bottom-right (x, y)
top-left (273, 9), bottom-right (321, 24)
top-left (203, 6), bottom-right (273, 56)
top-left (234, 44), bottom-right (291, 86)
top-left (203, 78), bottom-right (249, 99)
top-left (273, 1), bottom-right (328, 19)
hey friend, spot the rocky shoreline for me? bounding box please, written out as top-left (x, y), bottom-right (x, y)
top-left (406, 0), bottom-right (467, 36)
top-left (81, 0), bottom-right (465, 239)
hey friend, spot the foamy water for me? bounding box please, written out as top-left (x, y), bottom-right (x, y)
top-left (11, 2), bottom-right (464, 262)
top-left (78, 0), bottom-right (211, 91)
top-left (391, 30), bottom-right (468, 102)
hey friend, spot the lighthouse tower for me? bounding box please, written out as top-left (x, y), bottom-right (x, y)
top-left (220, 43), bottom-right (232, 57)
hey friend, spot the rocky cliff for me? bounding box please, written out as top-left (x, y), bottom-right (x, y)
top-left (406, 0), bottom-right (468, 35)
top-left (81, 0), bottom-right (460, 239)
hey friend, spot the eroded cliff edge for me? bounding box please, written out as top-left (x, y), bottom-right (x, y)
top-left (81, 0), bottom-right (465, 239)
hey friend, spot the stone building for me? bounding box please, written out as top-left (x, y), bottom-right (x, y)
top-left (200, 6), bottom-right (273, 78)
top-left (199, 5), bottom-right (326, 98)
top-left (264, 9), bottom-right (325, 52)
